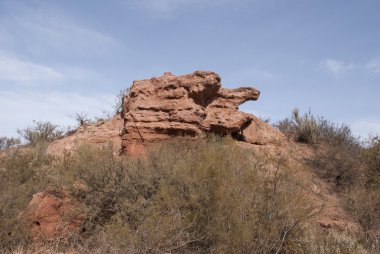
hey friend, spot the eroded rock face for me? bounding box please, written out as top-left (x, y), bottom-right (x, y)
top-left (20, 190), bottom-right (83, 242)
top-left (121, 71), bottom-right (284, 154)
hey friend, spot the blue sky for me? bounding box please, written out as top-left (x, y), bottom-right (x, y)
top-left (0, 0), bottom-right (379, 138)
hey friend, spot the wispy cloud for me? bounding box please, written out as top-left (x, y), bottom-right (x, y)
top-left (365, 57), bottom-right (380, 74)
top-left (0, 51), bottom-right (107, 86)
top-left (0, 90), bottom-right (114, 137)
top-left (0, 1), bottom-right (119, 55)
top-left (0, 54), bottom-right (62, 82)
top-left (320, 58), bottom-right (354, 77)
top-left (15, 16), bottom-right (118, 51)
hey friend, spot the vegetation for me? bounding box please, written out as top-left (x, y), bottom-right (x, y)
top-left (74, 112), bottom-right (92, 126)
top-left (276, 109), bottom-right (380, 253)
top-left (276, 108), bottom-right (361, 189)
top-left (17, 121), bottom-right (63, 146)
top-left (0, 109), bottom-right (379, 253)
top-left (114, 88), bottom-right (130, 116)
top-left (0, 135), bottom-right (363, 253)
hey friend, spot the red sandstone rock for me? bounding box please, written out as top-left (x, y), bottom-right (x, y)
top-left (20, 189), bottom-right (83, 242)
top-left (47, 116), bottom-right (123, 156)
top-left (121, 71), bottom-right (284, 154)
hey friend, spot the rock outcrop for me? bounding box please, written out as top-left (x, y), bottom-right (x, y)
top-left (20, 189), bottom-right (83, 242)
top-left (47, 116), bottom-right (123, 156)
top-left (121, 71), bottom-right (284, 154)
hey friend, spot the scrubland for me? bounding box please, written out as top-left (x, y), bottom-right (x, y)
top-left (0, 109), bottom-right (379, 253)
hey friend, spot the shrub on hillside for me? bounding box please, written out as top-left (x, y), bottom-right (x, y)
top-left (276, 108), bottom-right (358, 146)
top-left (2, 136), bottom-right (378, 253)
top-left (277, 111), bottom-right (379, 250)
top-left (55, 138), bottom-right (317, 253)
top-left (17, 121), bottom-right (63, 146)
top-left (276, 109), bottom-right (362, 190)
top-left (346, 136), bottom-right (380, 248)
top-left (275, 108), bottom-right (318, 143)
top-left (0, 146), bottom-right (54, 251)
top-left (363, 136), bottom-right (380, 188)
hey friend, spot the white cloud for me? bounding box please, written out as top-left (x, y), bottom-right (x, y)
top-left (365, 57), bottom-right (380, 74)
top-left (321, 58), bottom-right (354, 77)
top-left (0, 91), bottom-right (115, 137)
top-left (0, 54), bottom-right (62, 82)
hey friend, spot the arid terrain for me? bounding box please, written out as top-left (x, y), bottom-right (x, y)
top-left (1, 71), bottom-right (379, 253)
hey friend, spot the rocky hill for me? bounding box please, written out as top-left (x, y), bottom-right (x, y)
top-left (0, 71), bottom-right (379, 253)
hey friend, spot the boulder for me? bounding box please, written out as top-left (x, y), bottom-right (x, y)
top-left (20, 189), bottom-right (83, 242)
top-left (121, 71), bottom-right (284, 154)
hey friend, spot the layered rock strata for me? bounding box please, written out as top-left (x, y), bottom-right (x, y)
top-left (121, 71), bottom-right (284, 154)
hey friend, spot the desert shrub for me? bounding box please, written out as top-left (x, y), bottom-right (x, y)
top-left (345, 136), bottom-right (380, 248)
top-left (60, 138), bottom-right (315, 253)
top-left (3, 136), bottom-right (377, 253)
top-left (277, 109), bottom-right (362, 190)
top-left (312, 139), bottom-right (361, 190)
top-left (291, 108), bottom-right (319, 143)
top-left (74, 112), bottom-right (91, 127)
top-left (275, 108), bottom-right (358, 146)
top-left (0, 136), bottom-right (21, 151)
top-left (0, 146), bottom-right (54, 251)
top-left (17, 121), bottom-right (63, 146)
top-left (275, 108), bottom-right (319, 143)
top-left (299, 228), bottom-right (368, 254)
top-left (346, 188), bottom-right (380, 234)
top-left (275, 117), bottom-right (295, 140)
top-left (66, 144), bottom-right (132, 233)
top-left (11, 137), bottom-right (315, 253)
top-left (363, 136), bottom-right (380, 188)
top-left (317, 123), bottom-right (361, 190)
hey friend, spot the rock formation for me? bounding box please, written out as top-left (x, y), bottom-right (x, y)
top-left (20, 189), bottom-right (83, 242)
top-left (121, 71), bottom-right (284, 154)
top-left (47, 116), bottom-right (123, 156)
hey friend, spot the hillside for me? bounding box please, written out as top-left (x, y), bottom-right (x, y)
top-left (0, 71), bottom-right (379, 253)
